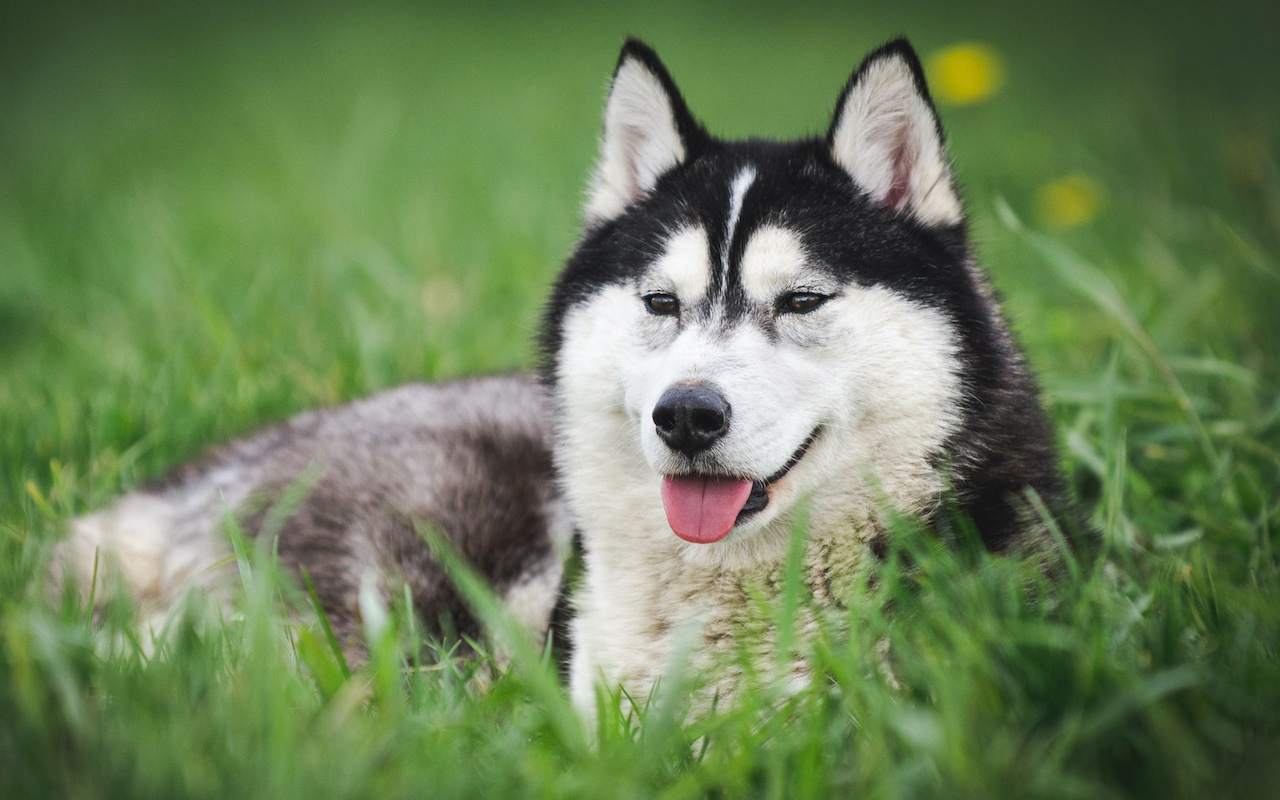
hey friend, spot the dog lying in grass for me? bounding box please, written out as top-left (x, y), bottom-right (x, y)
top-left (55, 37), bottom-right (1074, 718)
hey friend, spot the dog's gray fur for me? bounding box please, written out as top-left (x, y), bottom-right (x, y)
top-left (54, 375), bottom-right (571, 650)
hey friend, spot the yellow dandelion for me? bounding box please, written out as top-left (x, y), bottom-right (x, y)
top-left (1035, 174), bottom-right (1105, 231)
top-left (927, 43), bottom-right (1004, 106)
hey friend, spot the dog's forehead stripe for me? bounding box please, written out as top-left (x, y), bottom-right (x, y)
top-left (719, 166), bottom-right (757, 290)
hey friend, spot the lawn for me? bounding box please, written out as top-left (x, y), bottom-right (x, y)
top-left (2, 0), bottom-right (1279, 797)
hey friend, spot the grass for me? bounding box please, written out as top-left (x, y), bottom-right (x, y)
top-left (2, 0), bottom-right (1279, 796)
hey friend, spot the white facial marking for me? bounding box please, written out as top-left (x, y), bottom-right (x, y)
top-left (649, 226), bottom-right (712, 303)
top-left (720, 166), bottom-right (757, 284)
top-left (739, 225), bottom-right (813, 303)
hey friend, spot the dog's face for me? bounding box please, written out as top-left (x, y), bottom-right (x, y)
top-left (544, 40), bottom-right (978, 564)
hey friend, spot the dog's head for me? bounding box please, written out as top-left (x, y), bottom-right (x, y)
top-left (543, 39), bottom-right (979, 563)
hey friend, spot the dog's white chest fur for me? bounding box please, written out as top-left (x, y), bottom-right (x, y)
top-left (567, 508), bottom-right (885, 716)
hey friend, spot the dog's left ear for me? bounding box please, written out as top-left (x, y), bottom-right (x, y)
top-left (827, 39), bottom-right (963, 227)
top-left (585, 39), bottom-right (704, 226)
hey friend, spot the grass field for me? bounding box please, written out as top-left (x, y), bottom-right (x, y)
top-left (3, 1), bottom-right (1279, 796)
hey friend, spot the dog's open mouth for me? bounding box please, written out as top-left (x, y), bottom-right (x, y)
top-left (660, 428), bottom-right (820, 544)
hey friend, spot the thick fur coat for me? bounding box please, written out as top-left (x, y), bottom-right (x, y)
top-left (54, 38), bottom-right (1070, 719)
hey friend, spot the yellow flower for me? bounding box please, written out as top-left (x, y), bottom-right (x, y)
top-left (1035, 174), bottom-right (1105, 231)
top-left (927, 43), bottom-right (1004, 106)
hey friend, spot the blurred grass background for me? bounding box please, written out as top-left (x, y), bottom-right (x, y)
top-left (1, 0), bottom-right (1279, 797)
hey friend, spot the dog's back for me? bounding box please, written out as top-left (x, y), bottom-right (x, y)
top-left (53, 374), bottom-right (570, 650)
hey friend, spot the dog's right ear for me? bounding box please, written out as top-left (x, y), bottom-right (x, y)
top-left (585, 39), bottom-right (704, 227)
top-left (827, 39), bottom-right (964, 228)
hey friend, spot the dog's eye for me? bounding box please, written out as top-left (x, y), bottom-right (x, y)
top-left (644, 293), bottom-right (680, 316)
top-left (779, 292), bottom-right (828, 314)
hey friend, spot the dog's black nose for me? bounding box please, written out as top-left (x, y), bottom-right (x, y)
top-left (653, 384), bottom-right (731, 456)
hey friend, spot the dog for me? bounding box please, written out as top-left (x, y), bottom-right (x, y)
top-left (54, 38), bottom-right (1071, 718)
top-left (52, 376), bottom-right (572, 651)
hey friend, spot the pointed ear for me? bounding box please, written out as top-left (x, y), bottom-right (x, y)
top-left (826, 39), bottom-right (963, 227)
top-left (585, 39), bottom-right (703, 226)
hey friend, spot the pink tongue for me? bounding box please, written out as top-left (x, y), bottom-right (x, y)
top-left (660, 476), bottom-right (754, 544)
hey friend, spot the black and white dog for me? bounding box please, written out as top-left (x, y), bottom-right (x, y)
top-left (56, 38), bottom-right (1070, 717)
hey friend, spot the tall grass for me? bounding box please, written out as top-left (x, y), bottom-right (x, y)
top-left (2, 1), bottom-right (1278, 796)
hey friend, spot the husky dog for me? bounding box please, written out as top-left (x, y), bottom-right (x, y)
top-left (55, 38), bottom-right (1069, 714)
top-left (545, 38), bottom-right (1068, 713)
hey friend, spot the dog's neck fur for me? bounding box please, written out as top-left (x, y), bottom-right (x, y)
top-left (557, 377), bottom-right (951, 717)
top-left (565, 478), bottom-right (897, 718)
